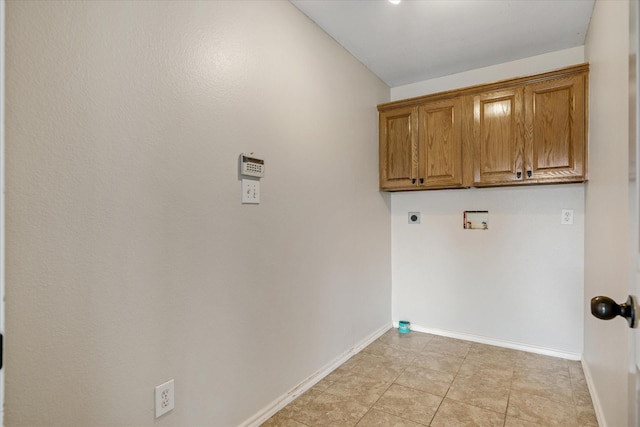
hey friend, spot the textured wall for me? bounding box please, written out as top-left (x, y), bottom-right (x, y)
top-left (5, 1), bottom-right (391, 425)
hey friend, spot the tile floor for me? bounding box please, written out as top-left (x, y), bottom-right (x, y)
top-left (261, 329), bottom-right (598, 427)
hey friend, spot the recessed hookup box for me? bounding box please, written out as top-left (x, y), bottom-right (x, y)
top-left (464, 211), bottom-right (488, 230)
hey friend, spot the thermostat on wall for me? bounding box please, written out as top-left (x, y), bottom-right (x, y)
top-left (240, 154), bottom-right (265, 178)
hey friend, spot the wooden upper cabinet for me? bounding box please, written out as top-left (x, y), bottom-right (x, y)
top-left (418, 97), bottom-right (464, 188)
top-left (471, 71), bottom-right (587, 186)
top-left (379, 106), bottom-right (418, 190)
top-left (471, 88), bottom-right (525, 186)
top-left (378, 63), bottom-right (588, 191)
top-left (524, 73), bottom-right (586, 183)
top-left (379, 99), bottom-right (464, 190)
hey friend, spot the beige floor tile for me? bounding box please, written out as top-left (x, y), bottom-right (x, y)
top-left (430, 398), bottom-right (505, 427)
top-left (270, 335), bottom-right (598, 427)
top-left (373, 383), bottom-right (442, 425)
top-left (516, 353), bottom-right (570, 376)
top-left (413, 350), bottom-right (464, 375)
top-left (512, 368), bottom-right (574, 403)
top-left (377, 329), bottom-right (434, 351)
top-left (573, 388), bottom-right (594, 406)
top-left (446, 371), bottom-right (511, 413)
top-left (576, 404), bottom-right (599, 426)
top-left (570, 367), bottom-right (593, 415)
top-left (515, 365), bottom-right (571, 382)
top-left (467, 343), bottom-right (522, 361)
top-left (464, 346), bottom-right (518, 372)
top-left (571, 375), bottom-right (589, 392)
top-left (426, 336), bottom-right (472, 357)
top-left (312, 367), bottom-right (349, 392)
top-left (324, 371), bottom-right (391, 406)
top-left (346, 353), bottom-right (408, 382)
top-left (290, 393), bottom-right (370, 427)
top-left (394, 365), bottom-right (454, 397)
top-left (277, 389), bottom-right (323, 420)
top-left (503, 416), bottom-right (547, 427)
top-left (568, 361), bottom-right (586, 381)
top-left (457, 357), bottom-right (514, 381)
top-left (355, 409), bottom-right (426, 426)
top-left (507, 390), bottom-right (579, 426)
top-left (363, 340), bottom-right (419, 364)
top-left (261, 412), bottom-right (311, 427)
top-left (341, 352), bottom-right (367, 371)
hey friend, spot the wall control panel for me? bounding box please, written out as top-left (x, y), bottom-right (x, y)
top-left (240, 154), bottom-right (265, 178)
top-left (239, 153), bottom-right (264, 204)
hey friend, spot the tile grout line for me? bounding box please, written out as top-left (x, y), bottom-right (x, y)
top-left (502, 363), bottom-right (515, 427)
top-left (430, 345), bottom-right (468, 425)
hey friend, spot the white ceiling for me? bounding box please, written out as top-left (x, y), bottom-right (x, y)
top-left (290, 0), bottom-right (595, 87)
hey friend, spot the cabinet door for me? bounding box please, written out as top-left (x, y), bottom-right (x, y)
top-left (472, 88), bottom-right (525, 186)
top-left (417, 97), bottom-right (464, 188)
top-left (524, 73), bottom-right (586, 183)
top-left (379, 106), bottom-right (418, 190)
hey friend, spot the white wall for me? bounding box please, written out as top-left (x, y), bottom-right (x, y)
top-left (391, 49), bottom-right (586, 355)
top-left (5, 2), bottom-right (391, 426)
top-left (583, 1), bottom-right (630, 426)
top-left (0, 0), bottom-right (5, 424)
top-left (392, 47), bottom-right (584, 101)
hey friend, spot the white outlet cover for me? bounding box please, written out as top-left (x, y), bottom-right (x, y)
top-left (155, 379), bottom-right (175, 418)
top-left (561, 209), bottom-right (574, 225)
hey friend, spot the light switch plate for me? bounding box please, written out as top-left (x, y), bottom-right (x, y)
top-left (242, 179), bottom-right (260, 204)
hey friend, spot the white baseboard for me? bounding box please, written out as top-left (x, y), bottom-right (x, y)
top-left (395, 322), bottom-right (582, 361)
top-left (581, 359), bottom-right (607, 427)
top-left (238, 322), bottom-right (393, 427)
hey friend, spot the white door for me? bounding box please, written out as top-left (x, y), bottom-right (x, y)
top-left (1, 0), bottom-right (5, 424)
top-left (1, 0), bottom-right (6, 424)
top-left (630, 0), bottom-right (639, 424)
top-left (591, 2), bottom-right (640, 425)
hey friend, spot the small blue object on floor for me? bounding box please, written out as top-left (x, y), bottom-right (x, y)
top-left (398, 320), bottom-right (410, 334)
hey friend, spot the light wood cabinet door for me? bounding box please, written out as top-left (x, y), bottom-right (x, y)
top-left (418, 97), bottom-right (464, 188)
top-left (379, 106), bottom-right (418, 190)
top-left (471, 88), bottom-right (525, 186)
top-left (524, 73), bottom-right (586, 183)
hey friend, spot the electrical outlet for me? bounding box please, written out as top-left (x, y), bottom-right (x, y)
top-left (561, 209), bottom-right (574, 225)
top-left (408, 212), bottom-right (420, 224)
top-left (155, 379), bottom-right (175, 418)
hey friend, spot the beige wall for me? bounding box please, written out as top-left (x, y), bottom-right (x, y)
top-left (584, 1), bottom-right (631, 426)
top-left (5, 1), bottom-right (391, 425)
